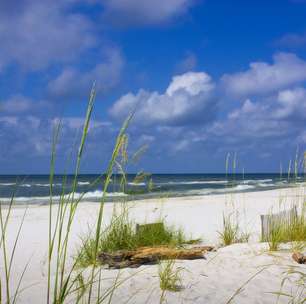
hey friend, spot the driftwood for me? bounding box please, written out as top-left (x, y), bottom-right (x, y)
top-left (98, 246), bottom-right (214, 269)
top-left (292, 252), bottom-right (306, 264)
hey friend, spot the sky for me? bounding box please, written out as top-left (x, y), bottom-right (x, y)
top-left (0, 0), bottom-right (306, 174)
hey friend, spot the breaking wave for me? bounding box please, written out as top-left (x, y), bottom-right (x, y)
top-left (0, 190), bottom-right (127, 203)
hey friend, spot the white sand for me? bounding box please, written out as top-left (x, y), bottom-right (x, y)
top-left (2, 186), bottom-right (305, 303)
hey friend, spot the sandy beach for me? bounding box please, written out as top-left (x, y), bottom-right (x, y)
top-left (2, 185), bottom-right (305, 303)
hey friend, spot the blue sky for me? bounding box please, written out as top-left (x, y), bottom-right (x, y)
top-left (0, 0), bottom-right (306, 174)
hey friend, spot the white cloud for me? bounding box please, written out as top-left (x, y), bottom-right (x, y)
top-left (0, 95), bottom-right (32, 113)
top-left (166, 72), bottom-right (214, 96)
top-left (0, 0), bottom-right (96, 71)
top-left (208, 87), bottom-right (306, 148)
top-left (107, 53), bottom-right (306, 159)
top-left (0, 95), bottom-right (49, 114)
top-left (110, 72), bottom-right (216, 125)
top-left (221, 53), bottom-right (306, 97)
top-left (100, 0), bottom-right (195, 26)
top-left (274, 87), bottom-right (306, 120)
top-left (0, 113), bottom-right (113, 159)
top-left (48, 48), bottom-right (124, 99)
top-left (52, 117), bottom-right (111, 130)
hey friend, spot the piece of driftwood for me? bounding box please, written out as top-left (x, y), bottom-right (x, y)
top-left (98, 245), bottom-right (214, 269)
top-left (292, 252), bottom-right (306, 264)
top-left (261, 207), bottom-right (297, 241)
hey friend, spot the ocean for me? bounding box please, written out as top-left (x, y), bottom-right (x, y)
top-left (0, 173), bottom-right (304, 205)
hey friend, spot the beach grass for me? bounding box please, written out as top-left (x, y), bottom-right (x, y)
top-left (271, 265), bottom-right (306, 304)
top-left (266, 208), bottom-right (306, 251)
top-left (158, 259), bottom-right (183, 303)
top-left (218, 213), bottom-right (250, 246)
top-left (0, 192), bottom-right (29, 304)
top-left (75, 205), bottom-right (191, 268)
top-left (43, 84), bottom-right (137, 303)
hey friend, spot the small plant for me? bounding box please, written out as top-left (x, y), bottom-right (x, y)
top-left (75, 209), bottom-right (192, 267)
top-left (218, 213), bottom-right (249, 246)
top-left (100, 207), bottom-right (135, 253)
top-left (135, 222), bottom-right (187, 248)
top-left (219, 214), bottom-right (238, 246)
top-left (267, 221), bottom-right (283, 251)
top-left (159, 259), bottom-right (183, 292)
top-left (287, 212), bottom-right (306, 245)
top-left (264, 206), bottom-right (306, 251)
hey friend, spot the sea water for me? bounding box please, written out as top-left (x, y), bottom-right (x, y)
top-left (0, 173), bottom-right (304, 204)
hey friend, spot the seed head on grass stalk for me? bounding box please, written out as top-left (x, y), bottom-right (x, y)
top-left (87, 112), bottom-right (134, 303)
top-left (46, 83), bottom-right (97, 304)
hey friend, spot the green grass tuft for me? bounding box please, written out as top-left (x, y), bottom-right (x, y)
top-left (158, 259), bottom-right (183, 292)
top-left (266, 209), bottom-right (306, 251)
top-left (218, 213), bottom-right (250, 246)
top-left (75, 207), bottom-right (192, 268)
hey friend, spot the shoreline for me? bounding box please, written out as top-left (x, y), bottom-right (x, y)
top-left (3, 183), bottom-right (304, 209)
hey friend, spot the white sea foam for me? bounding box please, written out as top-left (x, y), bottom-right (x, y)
top-left (202, 180), bottom-right (228, 184)
top-left (35, 183), bottom-right (62, 187)
top-left (1, 181), bottom-right (91, 187)
top-left (186, 184), bottom-right (255, 195)
top-left (257, 183), bottom-right (275, 187)
top-left (157, 180), bottom-right (228, 186)
top-left (78, 182), bottom-right (90, 185)
top-left (0, 190), bottom-right (127, 203)
top-left (128, 182), bottom-right (146, 186)
top-left (186, 189), bottom-right (215, 195)
top-left (213, 184), bottom-right (255, 193)
top-left (242, 179), bottom-right (273, 184)
top-left (234, 184), bottom-right (255, 191)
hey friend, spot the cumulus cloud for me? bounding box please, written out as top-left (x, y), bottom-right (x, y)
top-left (108, 52), bottom-right (306, 163)
top-left (207, 86), bottom-right (306, 150)
top-left (48, 48), bottom-right (124, 100)
top-left (274, 87), bottom-right (306, 120)
top-left (0, 0), bottom-right (96, 71)
top-left (213, 99), bottom-right (288, 141)
top-left (100, 0), bottom-right (195, 26)
top-left (221, 53), bottom-right (306, 97)
top-left (110, 72), bottom-right (216, 125)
